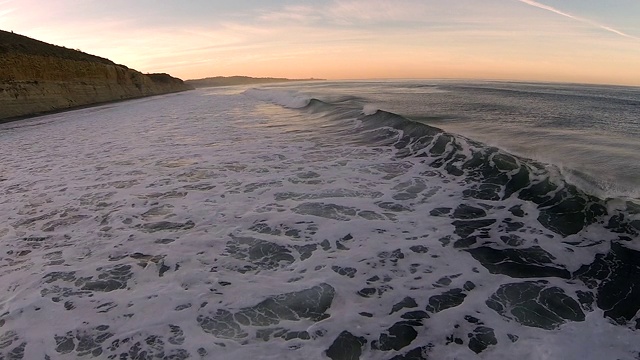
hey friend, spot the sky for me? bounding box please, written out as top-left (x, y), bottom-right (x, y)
top-left (1, 0), bottom-right (639, 85)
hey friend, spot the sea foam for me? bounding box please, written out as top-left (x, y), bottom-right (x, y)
top-left (0, 84), bottom-right (638, 360)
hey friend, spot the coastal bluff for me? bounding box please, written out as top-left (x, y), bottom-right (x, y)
top-left (0, 30), bottom-right (193, 121)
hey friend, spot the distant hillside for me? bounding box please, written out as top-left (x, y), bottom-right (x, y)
top-left (185, 76), bottom-right (321, 88)
top-left (0, 30), bottom-right (193, 121)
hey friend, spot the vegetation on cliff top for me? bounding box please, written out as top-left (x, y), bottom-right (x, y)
top-left (0, 30), bottom-right (116, 66)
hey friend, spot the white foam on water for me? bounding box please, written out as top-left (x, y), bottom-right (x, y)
top-left (362, 103), bottom-right (381, 115)
top-left (0, 87), bottom-right (638, 359)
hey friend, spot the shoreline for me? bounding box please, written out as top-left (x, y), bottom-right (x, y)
top-left (0, 88), bottom-right (193, 125)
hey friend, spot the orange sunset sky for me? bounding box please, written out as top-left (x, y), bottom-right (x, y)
top-left (1, 0), bottom-right (639, 85)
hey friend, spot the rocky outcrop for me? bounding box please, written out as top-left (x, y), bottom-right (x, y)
top-left (0, 30), bottom-right (193, 121)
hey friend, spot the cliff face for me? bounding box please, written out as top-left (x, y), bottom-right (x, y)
top-left (0, 30), bottom-right (193, 121)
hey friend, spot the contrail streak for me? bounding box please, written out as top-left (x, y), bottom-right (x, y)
top-left (517, 0), bottom-right (638, 40)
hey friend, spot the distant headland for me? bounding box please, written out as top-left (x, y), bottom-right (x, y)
top-left (0, 30), bottom-right (193, 122)
top-left (185, 76), bottom-right (322, 88)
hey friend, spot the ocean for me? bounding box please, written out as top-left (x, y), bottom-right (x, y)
top-left (0, 81), bottom-right (639, 359)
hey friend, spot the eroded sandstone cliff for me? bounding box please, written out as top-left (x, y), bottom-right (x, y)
top-left (0, 30), bottom-right (193, 121)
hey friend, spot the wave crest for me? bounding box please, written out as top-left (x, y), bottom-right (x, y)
top-left (243, 88), bottom-right (312, 109)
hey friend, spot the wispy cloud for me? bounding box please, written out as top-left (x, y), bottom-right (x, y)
top-left (327, 0), bottom-right (429, 24)
top-left (257, 0), bottom-right (432, 26)
top-left (259, 5), bottom-right (321, 23)
top-left (517, 0), bottom-right (638, 40)
top-left (0, 1), bottom-right (15, 21)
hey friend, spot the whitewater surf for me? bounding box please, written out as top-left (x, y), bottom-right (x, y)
top-left (0, 81), bottom-right (638, 359)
